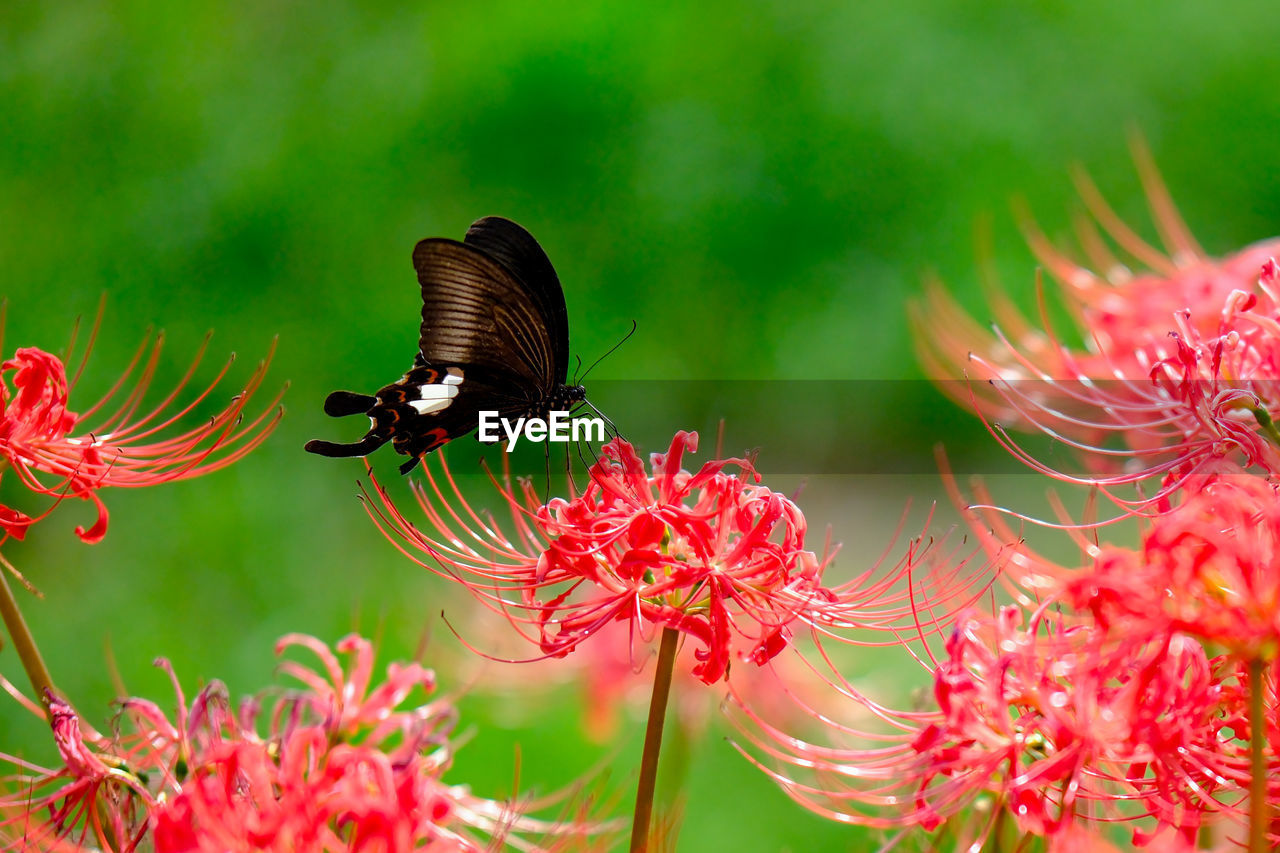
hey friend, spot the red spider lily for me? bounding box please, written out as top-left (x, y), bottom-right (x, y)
top-left (729, 605), bottom-right (1260, 847)
top-left (0, 309), bottom-right (282, 544)
top-left (1056, 466), bottom-right (1280, 661)
top-left (912, 150), bottom-right (1280, 509)
top-left (0, 635), bottom-right (612, 852)
top-left (364, 431), bottom-right (986, 687)
top-left (0, 689), bottom-right (150, 852)
top-left (948, 457), bottom-right (1280, 662)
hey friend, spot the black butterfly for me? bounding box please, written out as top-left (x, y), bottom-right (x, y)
top-left (305, 217), bottom-right (587, 474)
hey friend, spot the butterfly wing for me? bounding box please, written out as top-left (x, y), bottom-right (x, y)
top-left (413, 237), bottom-right (558, 389)
top-left (462, 217), bottom-right (570, 384)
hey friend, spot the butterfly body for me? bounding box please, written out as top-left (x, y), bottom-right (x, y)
top-left (306, 217), bottom-right (587, 473)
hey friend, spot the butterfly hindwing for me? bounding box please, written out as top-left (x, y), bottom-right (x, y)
top-left (376, 364), bottom-right (477, 471)
top-left (373, 362), bottom-right (562, 472)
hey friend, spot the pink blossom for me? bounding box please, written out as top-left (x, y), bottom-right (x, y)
top-left (458, 611), bottom-right (860, 745)
top-left (0, 635), bottom-right (610, 852)
top-left (731, 605), bottom-right (1254, 846)
top-left (913, 153), bottom-right (1280, 506)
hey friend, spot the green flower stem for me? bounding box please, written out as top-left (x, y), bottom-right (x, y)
top-left (1248, 657), bottom-right (1269, 853)
top-left (630, 626), bottom-right (679, 853)
top-left (0, 560), bottom-right (55, 720)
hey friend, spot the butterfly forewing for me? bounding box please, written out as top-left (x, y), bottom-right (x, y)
top-left (412, 239), bottom-right (556, 387)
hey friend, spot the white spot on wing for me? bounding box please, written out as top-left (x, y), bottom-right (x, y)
top-left (409, 367), bottom-right (465, 415)
top-left (410, 395), bottom-right (452, 414)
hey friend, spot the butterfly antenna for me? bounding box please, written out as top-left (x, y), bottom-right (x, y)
top-left (577, 320), bottom-right (637, 384)
top-left (574, 434), bottom-right (604, 484)
top-left (561, 440), bottom-right (584, 497)
top-left (572, 354), bottom-right (585, 385)
top-left (582, 399), bottom-right (624, 443)
top-left (542, 445), bottom-right (553, 505)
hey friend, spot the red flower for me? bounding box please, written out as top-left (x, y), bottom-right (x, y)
top-left (0, 688), bottom-right (149, 851)
top-left (1059, 466), bottom-right (1280, 660)
top-left (367, 432), bottom-right (883, 686)
top-left (731, 605), bottom-right (1254, 846)
top-left (913, 151), bottom-right (1280, 507)
top-left (0, 635), bottom-right (610, 852)
top-left (368, 432), bottom-right (989, 687)
top-left (0, 312), bottom-right (282, 544)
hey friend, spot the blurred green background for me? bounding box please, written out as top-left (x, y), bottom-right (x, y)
top-left (3, 1), bottom-right (1280, 849)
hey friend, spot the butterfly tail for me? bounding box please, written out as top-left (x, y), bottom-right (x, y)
top-left (323, 390), bottom-right (378, 417)
top-left (304, 435), bottom-right (391, 458)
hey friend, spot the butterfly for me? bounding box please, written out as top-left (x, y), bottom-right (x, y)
top-left (305, 216), bottom-right (587, 474)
